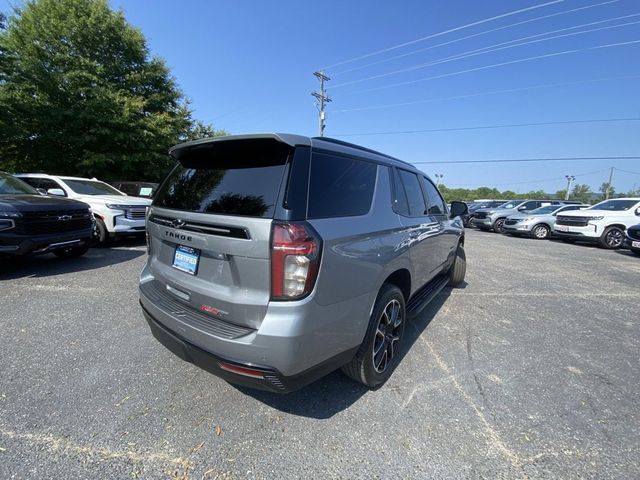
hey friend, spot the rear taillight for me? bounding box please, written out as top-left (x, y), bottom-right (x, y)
top-left (270, 222), bottom-right (321, 300)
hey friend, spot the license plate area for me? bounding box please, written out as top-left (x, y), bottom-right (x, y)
top-left (556, 226), bottom-right (569, 232)
top-left (172, 245), bottom-right (200, 275)
top-left (633, 241), bottom-right (640, 248)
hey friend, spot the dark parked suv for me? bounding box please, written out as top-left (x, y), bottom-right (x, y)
top-left (139, 134), bottom-right (467, 392)
top-left (0, 172), bottom-right (94, 257)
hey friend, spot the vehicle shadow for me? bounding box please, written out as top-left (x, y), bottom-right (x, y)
top-left (614, 248), bottom-right (639, 258)
top-left (235, 370), bottom-right (369, 420)
top-left (0, 239), bottom-right (146, 280)
top-left (236, 287), bottom-right (453, 419)
top-left (548, 238), bottom-right (601, 249)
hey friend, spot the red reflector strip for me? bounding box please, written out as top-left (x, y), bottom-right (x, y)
top-left (218, 362), bottom-right (265, 379)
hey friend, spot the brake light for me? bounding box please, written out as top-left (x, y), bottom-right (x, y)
top-left (270, 222), bottom-right (321, 300)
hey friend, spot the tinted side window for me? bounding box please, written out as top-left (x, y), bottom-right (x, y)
top-left (392, 169), bottom-right (410, 216)
top-left (521, 201), bottom-right (539, 210)
top-left (397, 169), bottom-right (426, 217)
top-left (420, 177), bottom-right (446, 215)
top-left (307, 153), bottom-right (377, 219)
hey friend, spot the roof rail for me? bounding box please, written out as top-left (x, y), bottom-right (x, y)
top-left (312, 137), bottom-right (414, 167)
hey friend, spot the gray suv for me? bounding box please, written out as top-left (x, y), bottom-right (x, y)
top-left (139, 134), bottom-right (467, 392)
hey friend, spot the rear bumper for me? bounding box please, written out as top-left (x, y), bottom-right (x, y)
top-left (141, 303), bottom-right (356, 393)
top-left (0, 229), bottom-right (93, 255)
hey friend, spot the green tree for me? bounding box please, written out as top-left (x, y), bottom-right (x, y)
top-left (181, 119), bottom-right (228, 143)
top-left (571, 184), bottom-right (593, 204)
top-left (626, 186), bottom-right (640, 197)
top-left (0, 0), bottom-right (222, 181)
top-left (599, 182), bottom-right (615, 201)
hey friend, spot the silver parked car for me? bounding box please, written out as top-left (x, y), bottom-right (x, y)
top-left (139, 134), bottom-right (468, 392)
top-left (474, 199), bottom-right (581, 233)
top-left (504, 204), bottom-right (590, 239)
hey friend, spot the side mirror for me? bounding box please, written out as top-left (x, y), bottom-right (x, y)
top-left (517, 206), bottom-right (527, 211)
top-left (36, 188), bottom-right (47, 196)
top-left (636, 207), bottom-right (640, 216)
top-left (47, 188), bottom-right (66, 197)
top-left (450, 201), bottom-right (468, 218)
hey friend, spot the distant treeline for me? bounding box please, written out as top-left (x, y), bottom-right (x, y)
top-left (439, 183), bottom-right (640, 205)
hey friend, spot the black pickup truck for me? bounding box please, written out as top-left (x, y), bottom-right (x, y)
top-left (0, 172), bottom-right (94, 257)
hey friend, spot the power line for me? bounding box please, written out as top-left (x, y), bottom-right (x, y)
top-left (331, 15), bottom-right (640, 89)
top-left (348, 39), bottom-right (640, 94)
top-left (411, 156), bottom-right (640, 165)
top-left (332, 74), bottom-right (640, 113)
top-left (446, 168), bottom-right (610, 187)
top-left (451, 13), bottom-right (640, 58)
top-left (320, 0), bottom-right (564, 70)
top-left (333, 117), bottom-right (640, 137)
top-left (332, 0), bottom-right (620, 76)
top-left (616, 168), bottom-right (640, 176)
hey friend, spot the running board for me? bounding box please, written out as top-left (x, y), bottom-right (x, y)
top-left (406, 273), bottom-right (450, 318)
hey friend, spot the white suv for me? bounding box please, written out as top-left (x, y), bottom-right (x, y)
top-left (553, 198), bottom-right (640, 249)
top-left (16, 174), bottom-right (151, 244)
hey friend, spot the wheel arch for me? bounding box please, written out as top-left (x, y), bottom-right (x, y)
top-left (382, 269), bottom-right (411, 304)
top-left (603, 223), bottom-right (627, 232)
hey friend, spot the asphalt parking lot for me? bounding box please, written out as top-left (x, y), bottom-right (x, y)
top-left (1, 230), bottom-right (638, 479)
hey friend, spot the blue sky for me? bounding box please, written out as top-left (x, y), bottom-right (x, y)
top-left (3, 0), bottom-right (640, 193)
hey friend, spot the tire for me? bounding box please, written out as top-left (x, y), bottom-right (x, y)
top-left (342, 284), bottom-right (406, 388)
top-left (53, 244), bottom-right (90, 258)
top-left (493, 218), bottom-right (506, 233)
top-left (531, 224), bottom-right (550, 240)
top-left (93, 217), bottom-right (109, 245)
top-left (448, 243), bottom-right (466, 287)
top-left (599, 226), bottom-right (625, 249)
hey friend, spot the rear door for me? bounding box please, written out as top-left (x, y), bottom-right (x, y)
top-left (146, 138), bottom-right (293, 330)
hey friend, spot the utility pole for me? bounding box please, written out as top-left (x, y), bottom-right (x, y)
top-left (605, 167), bottom-right (614, 200)
top-left (564, 175), bottom-right (575, 200)
top-left (434, 174), bottom-right (444, 186)
top-left (312, 71), bottom-right (331, 137)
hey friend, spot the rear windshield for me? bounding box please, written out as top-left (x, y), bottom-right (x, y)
top-left (154, 140), bottom-right (290, 218)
